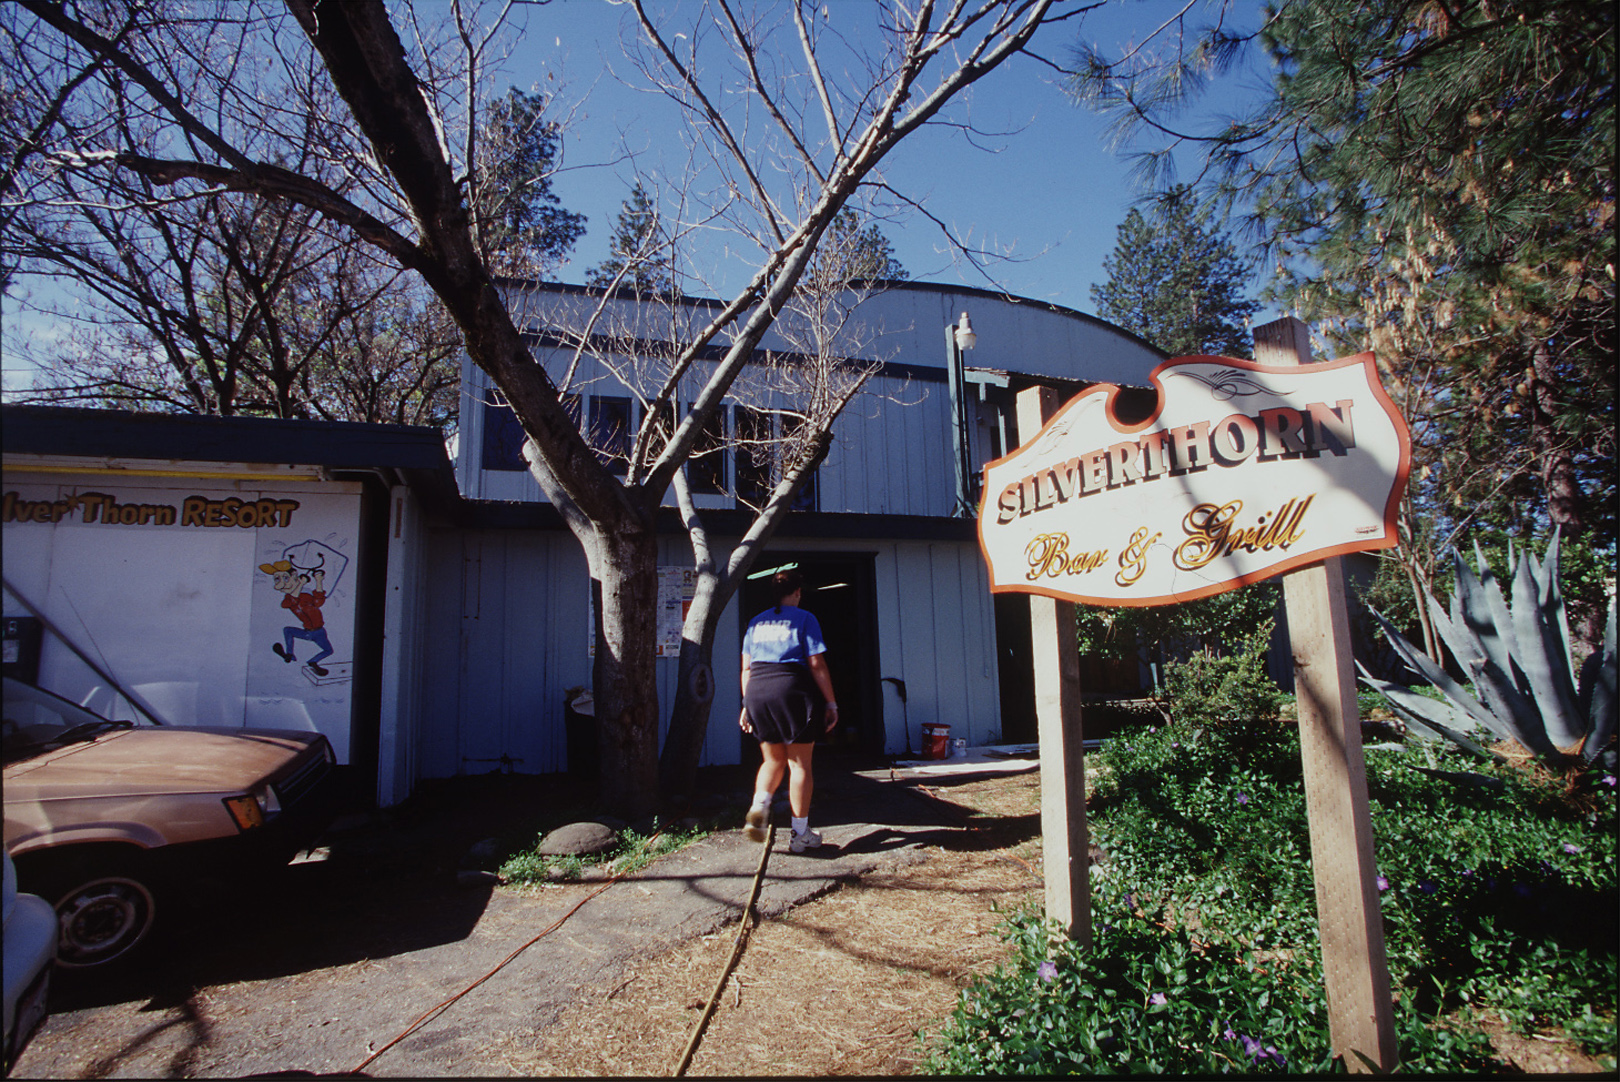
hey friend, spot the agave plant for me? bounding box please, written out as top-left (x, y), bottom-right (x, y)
top-left (1358, 534), bottom-right (1617, 769)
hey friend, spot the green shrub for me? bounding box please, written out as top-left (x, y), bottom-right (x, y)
top-left (1159, 621), bottom-right (1292, 749)
top-left (922, 898), bottom-right (1495, 1075)
top-left (926, 722), bottom-right (1618, 1072)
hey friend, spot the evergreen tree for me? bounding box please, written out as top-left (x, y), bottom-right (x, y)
top-left (1073, 0), bottom-right (1615, 551)
top-left (817, 208), bottom-right (908, 283)
top-left (586, 183), bottom-right (673, 295)
top-left (473, 88), bottom-right (587, 280)
top-left (1089, 188), bottom-right (1259, 358)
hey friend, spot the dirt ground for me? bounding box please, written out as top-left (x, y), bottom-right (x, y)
top-left (500, 771), bottom-right (1046, 1077)
top-left (14, 762), bottom-right (1606, 1077)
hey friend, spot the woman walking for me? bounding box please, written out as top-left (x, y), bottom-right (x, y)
top-left (739, 568), bottom-right (839, 852)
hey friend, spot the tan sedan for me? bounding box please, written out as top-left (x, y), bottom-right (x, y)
top-left (3, 678), bottom-right (337, 968)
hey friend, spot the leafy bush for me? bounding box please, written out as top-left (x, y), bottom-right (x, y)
top-left (923, 897), bottom-right (1496, 1076)
top-left (926, 722), bottom-right (1618, 1073)
top-left (1158, 621), bottom-right (1292, 750)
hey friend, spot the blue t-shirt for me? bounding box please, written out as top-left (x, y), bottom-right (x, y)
top-left (742, 605), bottom-right (827, 665)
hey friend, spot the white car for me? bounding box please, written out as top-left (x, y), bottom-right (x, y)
top-left (3, 848), bottom-right (54, 1076)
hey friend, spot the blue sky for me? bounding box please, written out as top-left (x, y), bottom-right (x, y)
top-left (0, 1), bottom-right (1271, 394)
top-left (530, 0), bottom-right (1268, 313)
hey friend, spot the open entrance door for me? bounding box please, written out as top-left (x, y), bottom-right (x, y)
top-left (738, 552), bottom-right (881, 757)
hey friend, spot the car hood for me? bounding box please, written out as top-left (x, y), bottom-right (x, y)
top-left (4, 728), bottom-right (319, 800)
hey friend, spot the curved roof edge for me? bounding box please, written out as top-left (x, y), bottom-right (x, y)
top-left (491, 276), bottom-right (1169, 361)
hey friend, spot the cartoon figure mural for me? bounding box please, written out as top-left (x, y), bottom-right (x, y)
top-left (257, 540), bottom-right (351, 686)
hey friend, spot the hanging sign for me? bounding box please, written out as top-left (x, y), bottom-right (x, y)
top-left (977, 353), bottom-right (1410, 607)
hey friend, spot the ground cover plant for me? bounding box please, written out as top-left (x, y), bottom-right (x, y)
top-left (924, 717), bottom-right (1617, 1074)
top-left (496, 820), bottom-right (713, 884)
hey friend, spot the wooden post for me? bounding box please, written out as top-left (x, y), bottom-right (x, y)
top-left (1254, 317), bottom-right (1397, 1073)
top-left (1016, 385), bottom-right (1091, 944)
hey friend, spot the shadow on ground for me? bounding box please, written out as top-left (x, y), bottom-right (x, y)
top-left (44, 755), bottom-right (1035, 1014)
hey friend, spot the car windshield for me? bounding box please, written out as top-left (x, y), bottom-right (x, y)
top-left (2, 679), bottom-right (141, 764)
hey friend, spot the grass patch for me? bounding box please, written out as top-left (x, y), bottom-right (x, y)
top-left (496, 820), bottom-right (716, 885)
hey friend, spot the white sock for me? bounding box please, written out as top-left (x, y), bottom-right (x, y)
top-left (791, 816), bottom-right (809, 834)
top-left (752, 791), bottom-right (772, 808)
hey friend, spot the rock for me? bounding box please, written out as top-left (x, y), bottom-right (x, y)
top-left (537, 821), bottom-right (619, 856)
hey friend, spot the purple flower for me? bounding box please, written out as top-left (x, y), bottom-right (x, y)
top-left (1037, 961), bottom-right (1058, 984)
top-left (1239, 1035), bottom-right (1285, 1067)
top-left (1376, 875), bottom-right (1390, 892)
top-left (1236, 792), bottom-right (1250, 805)
top-left (1601, 774), bottom-right (1616, 787)
top-left (1462, 868), bottom-right (1475, 878)
top-left (1222, 1023), bottom-right (1237, 1042)
top-left (1149, 992), bottom-right (1168, 1006)
top-left (1563, 843), bottom-right (1582, 855)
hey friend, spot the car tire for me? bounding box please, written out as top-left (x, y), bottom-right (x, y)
top-left (28, 850), bottom-right (159, 969)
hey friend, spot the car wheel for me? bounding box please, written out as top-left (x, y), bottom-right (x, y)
top-left (32, 854), bottom-right (159, 968)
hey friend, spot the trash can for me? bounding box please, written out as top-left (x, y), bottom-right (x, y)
top-left (565, 688), bottom-right (598, 779)
top-left (921, 722), bottom-right (951, 761)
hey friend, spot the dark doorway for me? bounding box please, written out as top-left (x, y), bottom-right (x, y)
top-left (738, 552), bottom-right (881, 756)
top-left (993, 593), bottom-right (1037, 744)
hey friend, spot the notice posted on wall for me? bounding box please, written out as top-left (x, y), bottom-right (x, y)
top-left (588, 566), bottom-right (697, 658)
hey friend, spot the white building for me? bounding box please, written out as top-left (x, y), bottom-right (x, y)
top-left (2, 281), bottom-right (1164, 807)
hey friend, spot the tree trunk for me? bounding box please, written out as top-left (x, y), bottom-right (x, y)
top-left (588, 524), bottom-right (662, 820)
top-left (1530, 342), bottom-right (1585, 538)
top-left (659, 572), bottom-right (727, 803)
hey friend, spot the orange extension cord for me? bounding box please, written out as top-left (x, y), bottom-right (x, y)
top-left (349, 830), bottom-right (666, 1075)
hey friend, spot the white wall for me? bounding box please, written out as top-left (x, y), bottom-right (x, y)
top-left (2, 471), bottom-right (364, 762)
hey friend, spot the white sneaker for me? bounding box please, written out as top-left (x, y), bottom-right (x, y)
top-left (789, 828), bottom-right (822, 853)
top-left (744, 800), bottom-right (770, 843)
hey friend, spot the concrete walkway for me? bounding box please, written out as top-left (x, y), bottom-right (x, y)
top-left (16, 764), bottom-right (981, 1079)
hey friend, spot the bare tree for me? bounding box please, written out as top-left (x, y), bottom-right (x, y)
top-left (8, 0), bottom-right (1073, 816)
top-left (1, 3), bottom-right (577, 425)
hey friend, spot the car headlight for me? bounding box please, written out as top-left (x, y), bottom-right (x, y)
top-left (223, 785), bottom-right (280, 831)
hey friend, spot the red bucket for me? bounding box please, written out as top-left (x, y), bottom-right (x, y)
top-left (921, 722), bottom-right (951, 760)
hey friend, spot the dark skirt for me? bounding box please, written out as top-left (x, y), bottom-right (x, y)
top-left (743, 661), bottom-right (824, 745)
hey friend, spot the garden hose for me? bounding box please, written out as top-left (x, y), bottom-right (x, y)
top-left (671, 822), bottom-right (776, 1077)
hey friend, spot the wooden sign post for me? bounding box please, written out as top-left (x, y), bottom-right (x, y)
top-left (1017, 385), bottom-right (1091, 945)
top-left (983, 320), bottom-right (1409, 1073)
top-left (1255, 317), bottom-right (1397, 1073)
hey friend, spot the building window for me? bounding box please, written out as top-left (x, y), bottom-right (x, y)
top-left (588, 396), bottom-right (633, 475)
top-left (736, 408), bottom-right (817, 511)
top-left (482, 397), bottom-right (527, 472)
top-left (687, 403), bottom-right (728, 495)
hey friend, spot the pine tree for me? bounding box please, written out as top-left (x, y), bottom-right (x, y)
top-left (1089, 189), bottom-right (1259, 358)
top-left (473, 88), bottom-right (587, 280)
top-left (586, 183), bottom-right (673, 296)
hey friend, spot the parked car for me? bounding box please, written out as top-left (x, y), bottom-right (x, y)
top-left (2, 677), bottom-right (338, 969)
top-left (3, 848), bottom-right (54, 1077)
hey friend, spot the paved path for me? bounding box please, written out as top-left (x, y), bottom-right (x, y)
top-left (15, 766), bottom-right (972, 1078)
